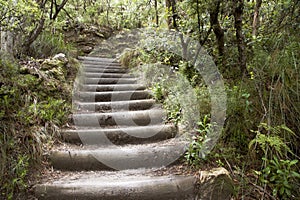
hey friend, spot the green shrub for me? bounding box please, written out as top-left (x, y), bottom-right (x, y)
top-left (249, 123), bottom-right (299, 199)
top-left (249, 123), bottom-right (295, 159)
top-left (30, 31), bottom-right (74, 58)
top-left (222, 84), bottom-right (257, 153)
top-left (151, 83), bottom-right (165, 103)
top-left (0, 54), bottom-right (77, 199)
top-left (257, 157), bottom-right (300, 199)
top-left (120, 49), bottom-right (140, 68)
top-left (185, 115), bottom-right (212, 167)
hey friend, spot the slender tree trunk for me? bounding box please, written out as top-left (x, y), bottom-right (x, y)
top-left (165, 0), bottom-right (177, 30)
top-left (106, 0), bottom-right (111, 25)
top-left (154, 0), bottom-right (159, 26)
top-left (21, 0), bottom-right (68, 56)
top-left (170, 0), bottom-right (178, 30)
top-left (209, 0), bottom-right (225, 63)
top-left (50, 0), bottom-right (54, 20)
top-left (252, 0), bottom-right (262, 37)
top-left (22, 18), bottom-right (45, 55)
top-left (233, 0), bottom-right (247, 75)
top-left (165, 0), bottom-right (172, 29)
top-left (195, 0), bottom-right (212, 45)
top-left (51, 0), bottom-right (69, 21)
top-left (196, 0), bottom-right (201, 42)
top-left (0, 0), bottom-right (17, 56)
top-left (0, 31), bottom-right (14, 55)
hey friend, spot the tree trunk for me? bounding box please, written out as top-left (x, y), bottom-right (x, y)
top-left (106, 0), bottom-right (111, 25)
top-left (0, 31), bottom-right (14, 55)
top-left (21, 0), bottom-right (68, 56)
top-left (233, 0), bottom-right (247, 75)
top-left (170, 0), bottom-right (178, 30)
top-left (154, 0), bottom-right (159, 26)
top-left (51, 0), bottom-right (69, 21)
top-left (0, 0), bottom-right (17, 56)
top-left (252, 0), bottom-right (262, 37)
top-left (196, 0), bottom-right (201, 42)
top-left (209, 0), bottom-right (225, 59)
top-left (22, 18), bottom-right (45, 55)
top-left (165, 0), bottom-right (173, 29)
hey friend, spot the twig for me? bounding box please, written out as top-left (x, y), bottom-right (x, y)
top-left (249, 182), bottom-right (276, 200)
top-left (224, 157), bottom-right (235, 177)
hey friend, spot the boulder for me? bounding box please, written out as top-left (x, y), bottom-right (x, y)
top-left (53, 53), bottom-right (67, 61)
top-left (41, 54), bottom-right (68, 70)
top-left (46, 66), bottom-right (65, 81)
top-left (196, 167), bottom-right (234, 200)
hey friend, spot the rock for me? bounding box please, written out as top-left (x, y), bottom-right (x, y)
top-left (53, 53), bottom-right (66, 61)
top-left (94, 31), bottom-right (105, 38)
top-left (196, 167), bottom-right (234, 200)
top-left (41, 59), bottom-right (61, 70)
top-left (46, 67), bottom-right (65, 81)
top-left (81, 46), bottom-right (93, 54)
top-left (115, 34), bottom-right (123, 39)
top-left (20, 66), bottom-right (30, 74)
top-left (41, 54), bottom-right (68, 70)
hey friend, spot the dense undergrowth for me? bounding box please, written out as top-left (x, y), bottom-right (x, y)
top-left (120, 30), bottom-right (300, 199)
top-left (0, 36), bottom-right (79, 199)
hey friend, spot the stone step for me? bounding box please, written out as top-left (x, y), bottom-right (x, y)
top-left (34, 170), bottom-right (196, 200)
top-left (83, 64), bottom-right (123, 69)
top-left (74, 91), bottom-right (151, 102)
top-left (35, 167), bottom-right (234, 200)
top-left (75, 99), bottom-right (156, 112)
top-left (77, 84), bottom-right (146, 92)
top-left (34, 56), bottom-right (235, 199)
top-left (80, 77), bottom-right (137, 85)
top-left (49, 139), bottom-right (187, 170)
top-left (81, 72), bottom-right (133, 78)
top-left (82, 62), bottom-right (121, 68)
top-left (72, 109), bottom-right (165, 127)
top-left (81, 61), bottom-right (120, 67)
top-left (78, 56), bottom-right (117, 63)
top-left (83, 67), bottom-right (128, 73)
top-left (61, 124), bottom-right (177, 145)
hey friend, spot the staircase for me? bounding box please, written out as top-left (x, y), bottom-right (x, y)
top-left (34, 56), bottom-right (196, 199)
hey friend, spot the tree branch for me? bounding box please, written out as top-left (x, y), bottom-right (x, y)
top-left (252, 0), bottom-right (262, 36)
top-left (52, 0), bottom-right (69, 21)
top-left (209, 0), bottom-right (225, 60)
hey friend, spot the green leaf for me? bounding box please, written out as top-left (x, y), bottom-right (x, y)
top-left (261, 179), bottom-right (269, 184)
top-left (263, 166), bottom-right (271, 175)
top-left (273, 188), bottom-right (278, 196)
top-left (291, 171), bottom-right (300, 178)
top-left (270, 175), bottom-right (276, 182)
top-left (279, 187), bottom-right (285, 195)
top-left (289, 159), bottom-right (298, 166)
top-left (276, 169), bottom-right (284, 175)
top-left (285, 188), bottom-right (291, 196)
top-left (280, 125), bottom-right (295, 136)
top-left (283, 180), bottom-right (290, 188)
